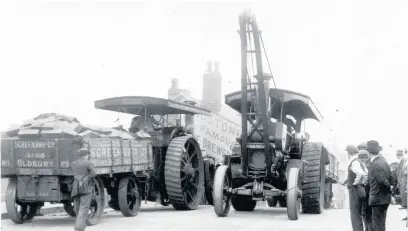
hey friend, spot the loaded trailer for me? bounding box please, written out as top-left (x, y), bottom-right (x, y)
top-left (1, 96), bottom-right (217, 224)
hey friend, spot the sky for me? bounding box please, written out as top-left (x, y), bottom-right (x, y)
top-left (1, 0), bottom-right (408, 163)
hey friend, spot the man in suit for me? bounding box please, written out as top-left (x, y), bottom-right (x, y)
top-left (366, 140), bottom-right (392, 231)
top-left (346, 144), bottom-right (368, 231)
top-left (71, 148), bottom-right (98, 231)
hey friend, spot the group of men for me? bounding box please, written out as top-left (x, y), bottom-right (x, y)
top-left (345, 140), bottom-right (408, 231)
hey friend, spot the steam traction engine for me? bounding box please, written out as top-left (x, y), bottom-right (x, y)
top-left (212, 11), bottom-right (330, 220)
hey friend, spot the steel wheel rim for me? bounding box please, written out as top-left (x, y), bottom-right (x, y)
top-left (126, 178), bottom-right (140, 212)
top-left (180, 140), bottom-right (200, 204)
top-left (89, 180), bottom-right (101, 218)
top-left (221, 174), bottom-right (231, 214)
top-left (13, 202), bottom-right (35, 221)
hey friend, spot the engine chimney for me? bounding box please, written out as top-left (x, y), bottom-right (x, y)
top-left (202, 61), bottom-right (222, 113)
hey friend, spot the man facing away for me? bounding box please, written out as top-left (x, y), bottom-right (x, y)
top-left (346, 144), bottom-right (368, 231)
top-left (71, 148), bottom-right (98, 231)
top-left (366, 140), bottom-right (392, 231)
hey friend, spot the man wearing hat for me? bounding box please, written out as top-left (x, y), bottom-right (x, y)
top-left (366, 140), bottom-right (392, 231)
top-left (345, 144), bottom-right (368, 231)
top-left (71, 148), bottom-right (97, 231)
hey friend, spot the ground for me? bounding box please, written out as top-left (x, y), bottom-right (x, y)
top-left (0, 203), bottom-right (406, 231)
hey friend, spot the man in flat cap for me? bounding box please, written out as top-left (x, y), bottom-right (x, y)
top-left (71, 148), bottom-right (97, 231)
top-left (345, 144), bottom-right (368, 231)
top-left (366, 140), bottom-right (391, 231)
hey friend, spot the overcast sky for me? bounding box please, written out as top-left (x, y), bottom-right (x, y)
top-left (1, 0), bottom-right (407, 163)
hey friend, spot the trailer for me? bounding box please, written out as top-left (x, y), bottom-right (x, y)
top-left (1, 96), bottom-right (213, 224)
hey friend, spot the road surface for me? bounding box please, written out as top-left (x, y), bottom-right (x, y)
top-left (1, 203), bottom-right (406, 231)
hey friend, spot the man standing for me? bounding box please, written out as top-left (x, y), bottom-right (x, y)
top-left (71, 148), bottom-right (97, 231)
top-left (396, 150), bottom-right (408, 210)
top-left (358, 149), bottom-right (371, 231)
top-left (346, 144), bottom-right (368, 231)
top-left (366, 140), bottom-right (392, 231)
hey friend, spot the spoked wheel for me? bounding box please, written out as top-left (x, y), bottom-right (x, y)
top-left (85, 176), bottom-right (105, 226)
top-left (286, 168), bottom-right (302, 220)
top-left (213, 165), bottom-right (232, 217)
top-left (5, 179), bottom-right (39, 224)
top-left (118, 177), bottom-right (141, 217)
top-left (204, 159), bottom-right (215, 205)
top-left (165, 136), bottom-right (205, 210)
top-left (63, 201), bottom-right (77, 217)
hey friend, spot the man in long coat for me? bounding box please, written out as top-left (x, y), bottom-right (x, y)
top-left (366, 140), bottom-right (392, 231)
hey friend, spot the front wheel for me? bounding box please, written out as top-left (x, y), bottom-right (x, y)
top-left (286, 168), bottom-right (301, 220)
top-left (213, 165), bottom-right (231, 217)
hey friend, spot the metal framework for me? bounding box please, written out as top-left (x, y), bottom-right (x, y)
top-left (239, 11), bottom-right (273, 176)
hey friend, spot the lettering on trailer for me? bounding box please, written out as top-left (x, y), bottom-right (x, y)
top-left (89, 142), bottom-right (151, 167)
top-left (14, 140), bottom-right (56, 149)
top-left (17, 159), bottom-right (54, 168)
top-left (193, 114), bottom-right (241, 159)
top-left (1, 160), bottom-right (11, 167)
top-left (13, 140), bottom-right (57, 169)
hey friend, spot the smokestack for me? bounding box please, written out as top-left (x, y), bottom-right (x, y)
top-left (168, 78), bottom-right (181, 100)
top-left (202, 61), bottom-right (222, 113)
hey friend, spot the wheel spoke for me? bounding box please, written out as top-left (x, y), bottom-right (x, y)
top-left (188, 151), bottom-right (197, 163)
top-left (181, 150), bottom-right (188, 165)
top-left (185, 142), bottom-right (191, 153)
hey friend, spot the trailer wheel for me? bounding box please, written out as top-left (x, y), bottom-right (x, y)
top-left (286, 168), bottom-right (301, 221)
top-left (85, 176), bottom-right (105, 226)
top-left (164, 136), bottom-right (205, 210)
top-left (213, 165), bottom-right (232, 217)
top-left (63, 202), bottom-right (77, 217)
top-left (204, 158), bottom-right (215, 205)
top-left (5, 179), bottom-right (39, 224)
top-left (118, 177), bottom-right (141, 217)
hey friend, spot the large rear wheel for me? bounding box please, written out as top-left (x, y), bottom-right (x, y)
top-left (301, 142), bottom-right (327, 214)
top-left (164, 136), bottom-right (205, 210)
top-left (5, 179), bottom-right (39, 224)
top-left (213, 165), bottom-right (232, 217)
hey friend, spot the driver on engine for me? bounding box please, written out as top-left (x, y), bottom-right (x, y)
top-left (128, 114), bottom-right (159, 138)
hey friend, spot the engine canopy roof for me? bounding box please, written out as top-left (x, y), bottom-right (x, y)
top-left (94, 96), bottom-right (211, 116)
top-left (225, 88), bottom-right (323, 122)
